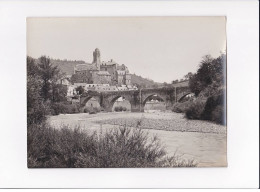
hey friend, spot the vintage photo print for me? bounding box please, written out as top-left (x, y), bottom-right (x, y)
top-left (27, 17), bottom-right (227, 168)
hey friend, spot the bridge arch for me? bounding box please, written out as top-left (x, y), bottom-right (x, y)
top-left (142, 94), bottom-right (167, 112)
top-left (177, 92), bottom-right (193, 102)
top-left (142, 94), bottom-right (166, 105)
top-left (104, 94), bottom-right (133, 112)
top-left (81, 96), bottom-right (101, 108)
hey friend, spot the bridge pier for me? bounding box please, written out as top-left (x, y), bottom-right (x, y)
top-left (165, 101), bottom-right (174, 110)
top-left (131, 104), bottom-right (144, 112)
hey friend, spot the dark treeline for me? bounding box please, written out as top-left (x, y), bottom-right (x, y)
top-left (27, 56), bottom-right (70, 125)
top-left (173, 53), bottom-right (226, 125)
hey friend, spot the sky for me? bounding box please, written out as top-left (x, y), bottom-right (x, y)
top-left (27, 17), bottom-right (226, 83)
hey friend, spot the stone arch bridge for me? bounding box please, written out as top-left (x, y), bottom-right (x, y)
top-left (80, 85), bottom-right (191, 112)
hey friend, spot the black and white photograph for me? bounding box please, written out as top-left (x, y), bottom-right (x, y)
top-left (27, 17), bottom-right (227, 168)
top-left (0, 0), bottom-right (259, 189)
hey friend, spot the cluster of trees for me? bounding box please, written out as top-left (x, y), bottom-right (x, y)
top-left (172, 53), bottom-right (226, 125)
top-left (189, 54), bottom-right (226, 96)
top-left (51, 58), bottom-right (85, 63)
top-left (27, 56), bottom-right (68, 124)
top-left (171, 72), bottom-right (193, 84)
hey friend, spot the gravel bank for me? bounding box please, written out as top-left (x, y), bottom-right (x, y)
top-left (94, 111), bottom-right (226, 134)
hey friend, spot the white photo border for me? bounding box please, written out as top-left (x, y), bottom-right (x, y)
top-left (0, 0), bottom-right (259, 189)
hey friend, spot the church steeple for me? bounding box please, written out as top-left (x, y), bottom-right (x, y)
top-left (92, 48), bottom-right (101, 70)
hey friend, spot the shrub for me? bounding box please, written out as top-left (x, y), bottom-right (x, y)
top-left (51, 102), bottom-right (80, 115)
top-left (114, 106), bottom-right (120, 112)
top-left (89, 110), bottom-right (97, 115)
top-left (183, 93), bottom-right (226, 125)
top-left (27, 123), bottom-right (197, 168)
top-left (100, 107), bottom-right (105, 112)
top-left (172, 101), bottom-right (192, 113)
top-left (211, 105), bottom-right (226, 125)
top-left (185, 99), bottom-right (206, 120)
top-left (202, 93), bottom-right (226, 125)
top-left (114, 106), bottom-right (127, 112)
top-left (84, 107), bottom-right (100, 114)
top-left (27, 99), bottom-right (50, 125)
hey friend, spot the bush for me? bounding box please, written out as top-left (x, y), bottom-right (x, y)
top-left (114, 106), bottom-right (127, 112)
top-left (100, 107), bottom-right (105, 112)
top-left (84, 107), bottom-right (100, 114)
top-left (202, 93), bottom-right (226, 125)
top-left (172, 101), bottom-right (192, 113)
top-left (185, 99), bottom-right (206, 120)
top-left (89, 110), bottom-right (97, 114)
top-left (51, 102), bottom-right (80, 115)
top-left (183, 94), bottom-right (226, 125)
top-left (27, 123), bottom-right (197, 168)
top-left (211, 105), bottom-right (226, 125)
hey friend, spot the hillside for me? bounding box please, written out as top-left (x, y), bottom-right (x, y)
top-left (50, 59), bottom-right (85, 75)
top-left (130, 74), bottom-right (162, 88)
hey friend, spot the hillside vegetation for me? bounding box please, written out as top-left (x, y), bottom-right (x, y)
top-left (131, 74), bottom-right (162, 88)
top-left (50, 59), bottom-right (85, 75)
top-left (172, 54), bottom-right (226, 125)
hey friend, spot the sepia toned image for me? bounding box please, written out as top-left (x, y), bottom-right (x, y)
top-left (27, 17), bottom-right (227, 168)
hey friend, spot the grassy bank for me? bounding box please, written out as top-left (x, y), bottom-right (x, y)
top-left (28, 122), bottom-right (197, 168)
top-left (172, 92), bottom-right (226, 125)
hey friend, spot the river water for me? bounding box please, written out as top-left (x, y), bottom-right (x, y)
top-left (48, 112), bottom-right (227, 167)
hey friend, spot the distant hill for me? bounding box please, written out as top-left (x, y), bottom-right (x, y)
top-left (49, 59), bottom-right (162, 87)
top-left (130, 74), bottom-right (162, 88)
top-left (50, 59), bottom-right (85, 76)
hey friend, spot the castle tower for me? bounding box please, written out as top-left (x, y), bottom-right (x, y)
top-left (92, 48), bottom-right (101, 70)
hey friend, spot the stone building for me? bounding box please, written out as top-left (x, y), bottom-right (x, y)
top-left (71, 48), bottom-right (131, 86)
top-left (92, 71), bottom-right (111, 84)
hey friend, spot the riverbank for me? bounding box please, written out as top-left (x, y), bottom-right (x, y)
top-left (49, 111), bottom-right (226, 134)
top-left (48, 111), bottom-right (227, 167)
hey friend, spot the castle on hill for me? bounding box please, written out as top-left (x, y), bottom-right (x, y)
top-left (71, 48), bottom-right (131, 86)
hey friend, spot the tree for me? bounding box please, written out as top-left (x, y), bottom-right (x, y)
top-left (75, 86), bottom-right (85, 95)
top-left (152, 84), bottom-right (159, 88)
top-left (27, 56), bottom-right (49, 124)
top-left (184, 72), bottom-right (193, 80)
top-left (27, 56), bottom-right (39, 76)
top-left (37, 56), bottom-right (62, 102)
top-left (171, 79), bottom-right (179, 84)
top-left (52, 84), bottom-right (68, 102)
top-left (189, 54), bottom-right (226, 96)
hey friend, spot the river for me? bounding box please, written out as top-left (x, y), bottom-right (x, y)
top-left (48, 111), bottom-right (227, 167)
